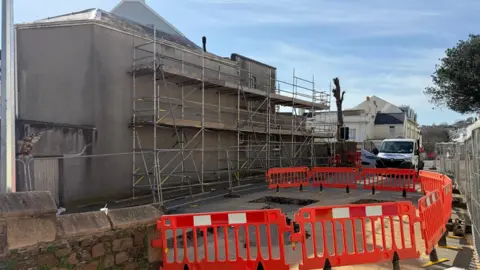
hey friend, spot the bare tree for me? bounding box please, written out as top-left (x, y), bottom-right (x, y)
top-left (332, 78), bottom-right (346, 163)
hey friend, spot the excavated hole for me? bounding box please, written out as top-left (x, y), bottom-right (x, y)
top-left (350, 199), bottom-right (393, 204)
top-left (249, 196), bottom-right (318, 206)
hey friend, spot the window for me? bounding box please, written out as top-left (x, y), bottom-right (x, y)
top-left (389, 125), bottom-right (395, 135)
top-left (379, 141), bottom-right (413, 154)
top-left (349, 128), bottom-right (356, 141)
top-left (249, 75), bottom-right (257, 88)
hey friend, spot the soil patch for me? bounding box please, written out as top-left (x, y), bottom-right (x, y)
top-left (350, 199), bottom-right (393, 204)
top-left (249, 196), bottom-right (318, 206)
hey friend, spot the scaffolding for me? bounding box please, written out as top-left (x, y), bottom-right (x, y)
top-left (130, 28), bottom-right (334, 204)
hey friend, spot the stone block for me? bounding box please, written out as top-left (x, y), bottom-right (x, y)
top-left (0, 191), bottom-right (57, 218)
top-left (38, 252), bottom-right (59, 267)
top-left (108, 205), bottom-right (162, 230)
top-left (54, 247), bottom-right (72, 258)
top-left (124, 262), bottom-right (139, 270)
top-left (67, 253), bottom-right (78, 265)
top-left (7, 216), bottom-right (57, 249)
top-left (82, 260), bottom-right (99, 270)
top-left (56, 211), bottom-right (111, 239)
top-left (103, 254), bottom-right (115, 268)
top-left (112, 237), bottom-right (133, 252)
top-left (91, 242), bottom-right (105, 258)
top-left (0, 191), bottom-right (58, 250)
top-left (0, 220), bottom-right (7, 258)
top-left (115, 251), bottom-right (129, 264)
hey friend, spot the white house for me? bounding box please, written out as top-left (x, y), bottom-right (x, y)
top-left (307, 108), bottom-right (375, 143)
top-left (308, 95), bottom-right (420, 143)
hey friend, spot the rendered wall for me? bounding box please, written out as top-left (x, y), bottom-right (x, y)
top-left (16, 22), bottom-right (316, 207)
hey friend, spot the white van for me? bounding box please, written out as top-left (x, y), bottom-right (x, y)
top-left (362, 138), bottom-right (423, 169)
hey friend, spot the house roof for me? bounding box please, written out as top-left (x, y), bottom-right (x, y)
top-left (374, 113), bottom-right (405, 125)
top-left (111, 0), bottom-right (187, 38)
top-left (353, 95), bottom-right (403, 114)
top-left (231, 53), bottom-right (277, 70)
top-left (33, 9), bottom-right (201, 51)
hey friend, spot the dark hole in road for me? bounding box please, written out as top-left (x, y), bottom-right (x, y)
top-left (350, 199), bottom-right (393, 204)
top-left (249, 196), bottom-right (318, 206)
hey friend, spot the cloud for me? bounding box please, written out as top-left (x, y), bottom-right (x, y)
top-left (185, 0), bottom-right (444, 36)
top-left (243, 41), bottom-right (444, 121)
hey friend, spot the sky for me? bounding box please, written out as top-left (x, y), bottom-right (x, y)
top-left (8, 0), bottom-right (480, 125)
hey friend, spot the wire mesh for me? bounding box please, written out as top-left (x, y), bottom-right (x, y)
top-left (437, 128), bottom-right (480, 257)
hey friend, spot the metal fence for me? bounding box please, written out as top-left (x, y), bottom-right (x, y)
top-left (436, 124), bottom-right (480, 257)
top-left (436, 142), bottom-right (462, 182)
top-left (17, 156), bottom-right (65, 206)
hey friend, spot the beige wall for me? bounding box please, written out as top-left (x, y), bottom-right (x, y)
top-left (405, 120), bottom-right (420, 140)
top-left (373, 123), bottom-right (405, 139)
top-left (373, 121), bottom-right (420, 140)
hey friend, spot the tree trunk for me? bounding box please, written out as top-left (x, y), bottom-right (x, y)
top-left (332, 78), bottom-right (346, 164)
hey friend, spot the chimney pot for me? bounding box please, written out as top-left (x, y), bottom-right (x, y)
top-left (202, 36), bottom-right (207, 52)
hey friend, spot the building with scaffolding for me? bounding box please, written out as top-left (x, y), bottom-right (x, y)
top-left (15, 7), bottom-right (333, 207)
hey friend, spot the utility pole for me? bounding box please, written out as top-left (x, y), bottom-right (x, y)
top-left (1, 0), bottom-right (16, 193)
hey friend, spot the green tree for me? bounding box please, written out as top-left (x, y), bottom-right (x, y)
top-left (425, 34), bottom-right (480, 113)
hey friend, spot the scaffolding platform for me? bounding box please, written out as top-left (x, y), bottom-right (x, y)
top-left (134, 64), bottom-right (329, 110)
top-left (130, 28), bottom-right (335, 204)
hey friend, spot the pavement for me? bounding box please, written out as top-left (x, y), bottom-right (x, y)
top-left (161, 167), bottom-right (479, 270)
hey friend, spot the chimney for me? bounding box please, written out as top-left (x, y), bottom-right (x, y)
top-left (202, 36), bottom-right (207, 52)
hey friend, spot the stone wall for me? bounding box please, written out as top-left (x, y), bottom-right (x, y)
top-left (0, 191), bottom-right (163, 270)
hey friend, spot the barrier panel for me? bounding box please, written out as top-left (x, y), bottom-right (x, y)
top-left (157, 209), bottom-right (292, 270)
top-left (361, 168), bottom-right (417, 192)
top-left (290, 201), bottom-right (420, 269)
top-left (310, 167), bottom-right (359, 189)
top-left (441, 177), bottom-right (453, 225)
top-left (154, 167), bottom-right (456, 269)
top-left (346, 152), bottom-right (362, 168)
top-left (419, 170), bottom-right (444, 194)
top-left (267, 167), bottom-right (309, 189)
top-left (418, 190), bottom-right (445, 255)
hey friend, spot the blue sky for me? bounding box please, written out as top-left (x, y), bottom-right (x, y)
top-left (10, 0), bottom-right (480, 125)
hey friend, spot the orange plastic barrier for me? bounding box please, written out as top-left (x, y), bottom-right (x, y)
top-left (310, 167), bottom-right (359, 189)
top-left (361, 168), bottom-right (417, 192)
top-left (157, 209), bottom-right (292, 270)
top-left (418, 190), bottom-right (445, 255)
top-left (267, 167), bottom-right (309, 189)
top-left (346, 152), bottom-right (362, 168)
top-left (441, 176), bottom-right (453, 225)
top-left (290, 201), bottom-right (420, 269)
top-left (419, 170), bottom-right (444, 194)
top-left (328, 154), bottom-right (341, 167)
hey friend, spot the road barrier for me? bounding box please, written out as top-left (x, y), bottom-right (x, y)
top-left (346, 151), bottom-right (362, 168)
top-left (418, 190), bottom-right (445, 255)
top-left (291, 201), bottom-right (419, 269)
top-left (156, 167), bottom-right (454, 269)
top-left (419, 170), bottom-right (444, 194)
top-left (441, 177), bottom-right (453, 225)
top-left (156, 209), bottom-right (292, 270)
top-left (310, 167), bottom-right (359, 190)
top-left (361, 168), bottom-right (417, 193)
top-left (267, 167), bottom-right (309, 189)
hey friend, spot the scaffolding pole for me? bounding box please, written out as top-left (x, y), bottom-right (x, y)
top-left (130, 34), bottom-right (334, 204)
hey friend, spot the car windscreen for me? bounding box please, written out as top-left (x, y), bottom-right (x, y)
top-left (379, 141), bottom-right (414, 154)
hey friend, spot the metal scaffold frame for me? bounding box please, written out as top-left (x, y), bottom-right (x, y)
top-left (130, 27), bottom-right (334, 204)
